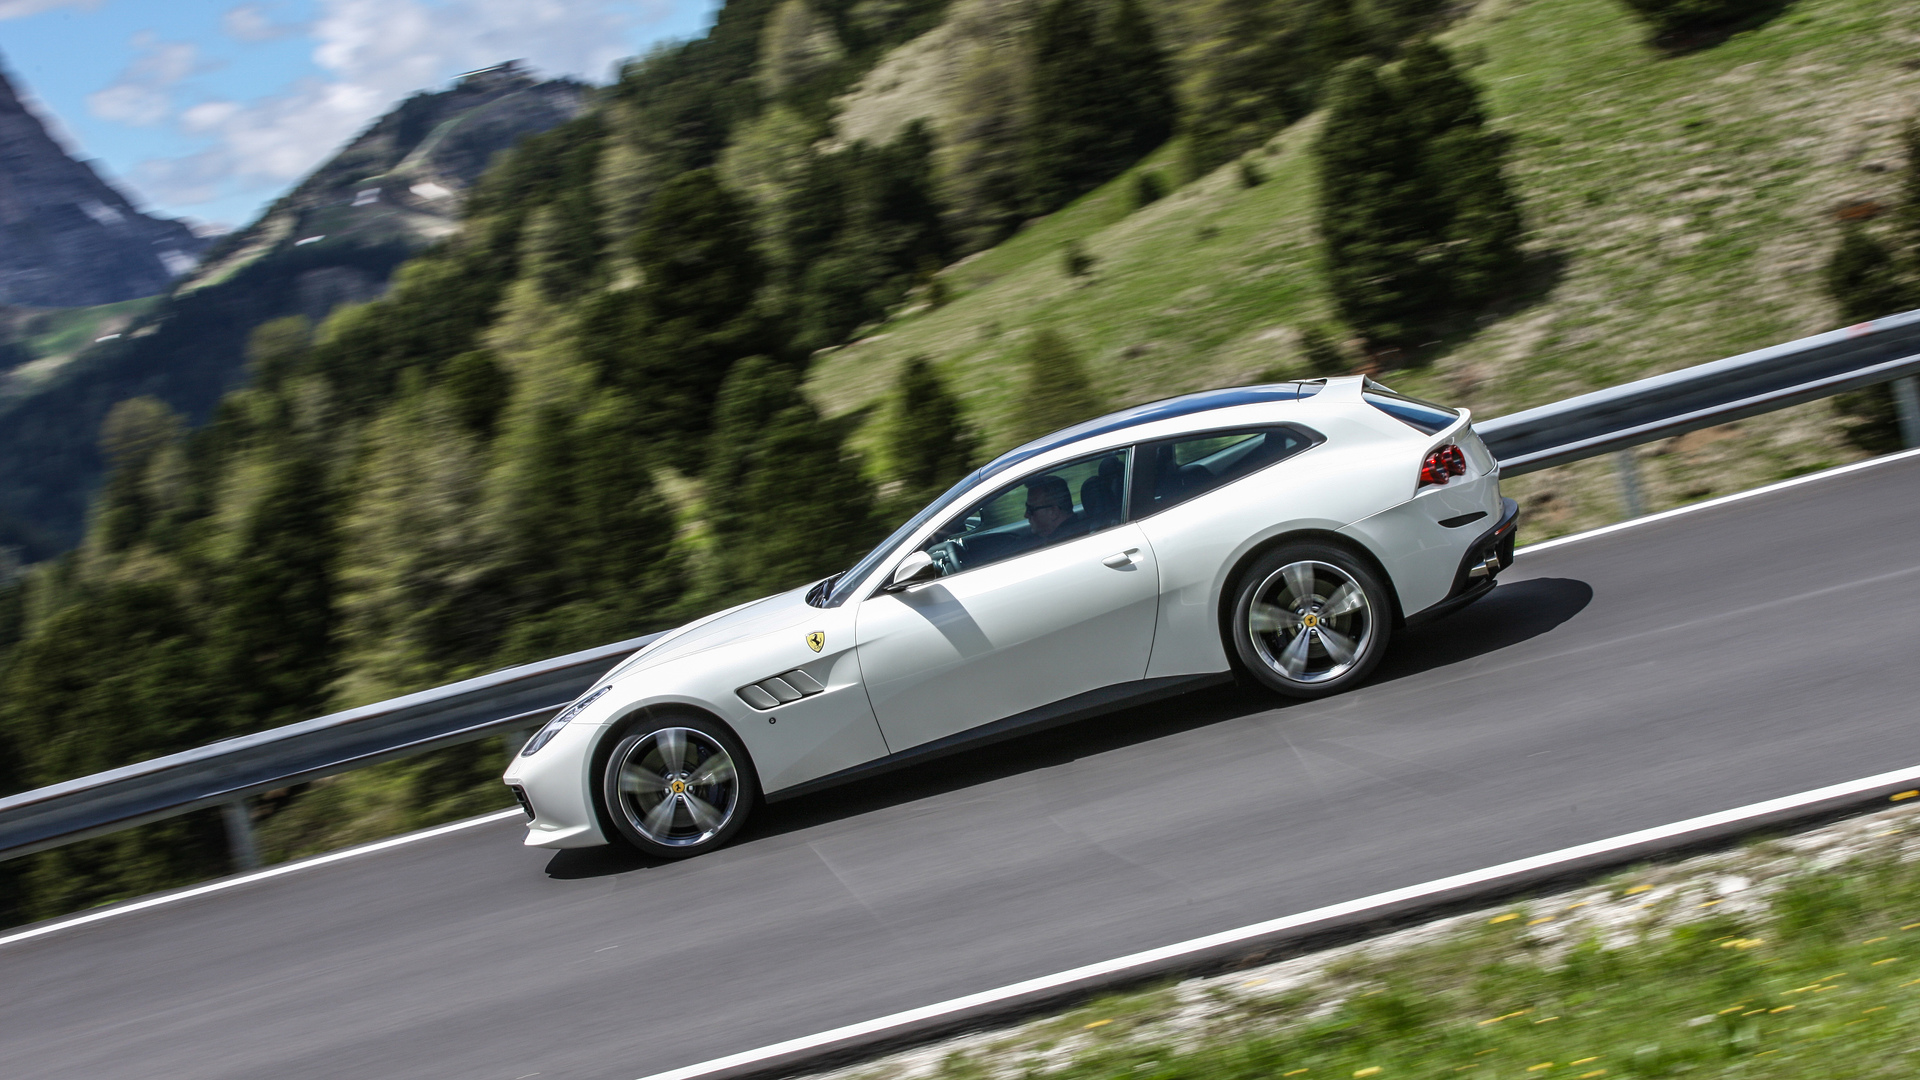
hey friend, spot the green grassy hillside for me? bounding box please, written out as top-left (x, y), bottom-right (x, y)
top-left (812, 0), bottom-right (1919, 536)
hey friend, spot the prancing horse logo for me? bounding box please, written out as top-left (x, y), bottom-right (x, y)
top-left (806, 631), bottom-right (825, 652)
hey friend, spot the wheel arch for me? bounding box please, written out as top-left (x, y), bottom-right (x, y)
top-left (584, 700), bottom-right (764, 840)
top-left (1212, 528), bottom-right (1407, 663)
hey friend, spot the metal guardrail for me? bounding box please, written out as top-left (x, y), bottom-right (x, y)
top-left (1478, 308), bottom-right (1920, 513)
top-left (0, 632), bottom-right (661, 866)
top-left (4, 310), bottom-right (1919, 869)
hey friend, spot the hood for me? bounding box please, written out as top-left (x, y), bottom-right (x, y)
top-left (606, 583), bottom-right (819, 680)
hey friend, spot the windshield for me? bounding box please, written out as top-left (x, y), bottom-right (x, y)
top-left (820, 468), bottom-right (985, 607)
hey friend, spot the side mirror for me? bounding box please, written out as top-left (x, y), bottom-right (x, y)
top-left (887, 550), bottom-right (940, 591)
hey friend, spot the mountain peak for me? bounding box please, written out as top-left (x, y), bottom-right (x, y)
top-left (0, 60), bottom-right (208, 307)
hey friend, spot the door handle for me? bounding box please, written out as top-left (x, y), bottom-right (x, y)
top-left (1102, 549), bottom-right (1140, 569)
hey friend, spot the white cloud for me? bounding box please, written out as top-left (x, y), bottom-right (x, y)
top-left (87, 32), bottom-right (209, 127)
top-left (127, 0), bottom-right (676, 212)
top-left (0, 0), bottom-right (98, 20)
top-left (221, 3), bottom-right (302, 42)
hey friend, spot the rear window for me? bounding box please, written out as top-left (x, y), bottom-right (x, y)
top-left (1136, 426), bottom-right (1320, 516)
top-left (1363, 382), bottom-right (1458, 435)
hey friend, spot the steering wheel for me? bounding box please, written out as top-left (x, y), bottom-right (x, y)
top-left (928, 539), bottom-right (964, 574)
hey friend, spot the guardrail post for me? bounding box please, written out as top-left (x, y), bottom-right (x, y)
top-left (1893, 375), bottom-right (1920, 449)
top-left (1613, 449), bottom-right (1645, 519)
top-left (222, 797), bottom-right (260, 871)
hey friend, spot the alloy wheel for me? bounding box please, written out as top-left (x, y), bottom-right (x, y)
top-left (610, 727), bottom-right (741, 848)
top-left (1246, 559), bottom-right (1375, 685)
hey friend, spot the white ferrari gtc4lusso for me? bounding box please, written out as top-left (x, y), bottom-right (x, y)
top-left (504, 376), bottom-right (1518, 858)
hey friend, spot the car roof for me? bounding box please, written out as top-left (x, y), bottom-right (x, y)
top-left (978, 380), bottom-right (1330, 482)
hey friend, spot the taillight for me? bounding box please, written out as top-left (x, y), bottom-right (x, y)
top-left (1421, 444), bottom-right (1466, 487)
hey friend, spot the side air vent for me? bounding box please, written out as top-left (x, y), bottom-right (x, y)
top-left (737, 669), bottom-right (828, 711)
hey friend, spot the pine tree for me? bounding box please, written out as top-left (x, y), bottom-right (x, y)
top-left (1316, 46), bottom-right (1523, 350)
top-left (1024, 0), bottom-right (1114, 215)
top-left (1179, 0), bottom-right (1306, 178)
top-left (582, 169), bottom-right (767, 451)
top-left (212, 451), bottom-right (340, 730)
top-left (705, 357), bottom-right (879, 601)
top-left (1317, 58), bottom-right (1428, 348)
top-left (1303, 0), bottom-right (1374, 89)
top-left (1826, 227), bottom-right (1908, 325)
top-left (496, 394), bottom-right (687, 661)
top-left (440, 350), bottom-right (513, 437)
top-left (735, 404), bottom-right (881, 590)
top-left (1897, 117), bottom-right (1920, 259)
top-left (1023, 0), bottom-right (1168, 217)
top-left (1108, 0), bottom-right (1176, 160)
top-left (1300, 325), bottom-right (1349, 376)
top-left (331, 393), bottom-right (506, 704)
top-left (1617, 0), bottom-right (1766, 39)
top-left (939, 44), bottom-right (1030, 252)
top-left (1824, 118), bottom-right (1920, 453)
top-left (1014, 329), bottom-right (1104, 444)
top-left (1399, 41), bottom-right (1524, 310)
top-left (246, 316), bottom-right (312, 392)
top-left (890, 355), bottom-right (979, 511)
top-left (757, 0), bottom-right (846, 99)
top-left (93, 397), bottom-right (184, 553)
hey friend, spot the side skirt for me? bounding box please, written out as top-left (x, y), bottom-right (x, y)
top-left (762, 672), bottom-right (1234, 804)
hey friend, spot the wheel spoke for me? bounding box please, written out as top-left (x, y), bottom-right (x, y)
top-left (1278, 629), bottom-right (1313, 678)
top-left (620, 766), bottom-right (667, 796)
top-left (683, 792), bottom-right (726, 833)
top-left (686, 754), bottom-right (735, 788)
top-left (1249, 601), bottom-right (1293, 634)
top-left (641, 792), bottom-right (680, 837)
top-left (1318, 626), bottom-right (1358, 666)
top-left (1282, 562), bottom-right (1316, 608)
top-left (1322, 582), bottom-right (1365, 619)
top-left (655, 728), bottom-right (685, 776)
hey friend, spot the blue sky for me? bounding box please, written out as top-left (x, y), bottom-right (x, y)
top-left (0, 0), bottom-right (718, 230)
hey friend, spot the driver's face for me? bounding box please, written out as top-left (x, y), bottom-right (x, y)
top-left (1025, 492), bottom-right (1072, 538)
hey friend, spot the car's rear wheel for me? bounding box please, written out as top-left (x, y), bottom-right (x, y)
top-left (1231, 542), bottom-right (1392, 699)
top-left (602, 713), bottom-right (756, 858)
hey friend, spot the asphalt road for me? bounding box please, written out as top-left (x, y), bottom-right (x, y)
top-left (6, 456), bottom-right (1919, 1080)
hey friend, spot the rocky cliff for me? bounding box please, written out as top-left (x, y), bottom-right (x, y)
top-left (0, 61), bottom-right (207, 307)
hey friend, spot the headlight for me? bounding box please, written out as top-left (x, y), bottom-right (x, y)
top-left (520, 684), bottom-right (611, 757)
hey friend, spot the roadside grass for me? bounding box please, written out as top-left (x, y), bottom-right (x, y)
top-left (809, 0), bottom-right (1920, 540)
top-left (827, 803), bottom-right (1920, 1080)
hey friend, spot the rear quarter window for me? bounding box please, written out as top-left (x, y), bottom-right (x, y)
top-left (1135, 426), bottom-right (1321, 516)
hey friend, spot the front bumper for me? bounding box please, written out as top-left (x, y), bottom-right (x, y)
top-left (1406, 496), bottom-right (1519, 628)
top-left (501, 719), bottom-right (610, 849)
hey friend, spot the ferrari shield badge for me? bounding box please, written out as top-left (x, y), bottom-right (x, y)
top-left (806, 631), bottom-right (825, 653)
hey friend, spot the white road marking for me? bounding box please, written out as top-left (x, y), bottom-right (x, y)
top-left (1515, 446), bottom-right (1920, 556)
top-left (0, 809), bottom-right (524, 949)
top-left (633, 762), bottom-right (1920, 1080)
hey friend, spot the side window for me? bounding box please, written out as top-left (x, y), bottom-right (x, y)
top-left (1135, 426), bottom-right (1317, 516)
top-left (918, 448), bottom-right (1131, 576)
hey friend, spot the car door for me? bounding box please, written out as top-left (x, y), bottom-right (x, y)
top-left (853, 447), bottom-right (1160, 753)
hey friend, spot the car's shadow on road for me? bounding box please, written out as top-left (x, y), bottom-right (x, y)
top-left (544, 576), bottom-right (1592, 879)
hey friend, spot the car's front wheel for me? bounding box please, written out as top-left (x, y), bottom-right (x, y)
top-left (1230, 542), bottom-right (1392, 699)
top-left (601, 714), bottom-right (756, 858)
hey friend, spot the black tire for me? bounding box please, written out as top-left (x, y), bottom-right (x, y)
top-left (600, 711), bottom-right (757, 859)
top-left (1229, 541), bottom-right (1393, 699)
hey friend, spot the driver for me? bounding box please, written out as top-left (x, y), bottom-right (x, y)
top-left (1022, 475), bottom-right (1087, 546)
